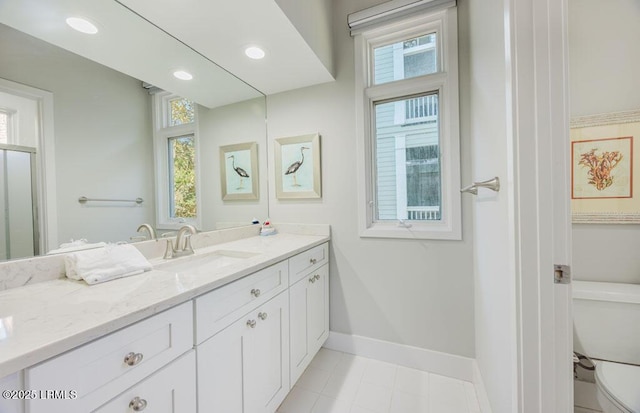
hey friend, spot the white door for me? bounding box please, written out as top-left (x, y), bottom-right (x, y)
top-left (507, 0), bottom-right (573, 411)
top-left (469, 0), bottom-right (572, 411)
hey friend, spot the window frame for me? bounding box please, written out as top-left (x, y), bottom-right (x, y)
top-left (354, 7), bottom-right (461, 240)
top-left (152, 92), bottom-right (202, 230)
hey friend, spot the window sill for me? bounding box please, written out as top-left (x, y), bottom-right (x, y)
top-left (360, 221), bottom-right (461, 240)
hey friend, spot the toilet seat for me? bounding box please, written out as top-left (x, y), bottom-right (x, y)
top-left (595, 361), bottom-right (640, 413)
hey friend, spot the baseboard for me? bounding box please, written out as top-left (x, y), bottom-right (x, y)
top-left (472, 361), bottom-right (493, 413)
top-left (323, 331), bottom-right (475, 382)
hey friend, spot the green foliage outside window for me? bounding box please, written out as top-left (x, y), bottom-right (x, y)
top-left (169, 98), bottom-right (195, 126)
top-left (170, 136), bottom-right (196, 218)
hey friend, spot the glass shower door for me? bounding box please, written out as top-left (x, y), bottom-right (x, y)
top-left (0, 145), bottom-right (37, 260)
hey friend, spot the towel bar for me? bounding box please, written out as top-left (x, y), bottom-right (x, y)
top-left (78, 196), bottom-right (144, 204)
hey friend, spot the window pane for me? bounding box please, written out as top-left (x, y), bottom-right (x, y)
top-left (0, 112), bottom-right (7, 144)
top-left (168, 135), bottom-right (196, 218)
top-left (374, 94), bottom-right (441, 221)
top-left (373, 33), bottom-right (437, 85)
top-left (169, 98), bottom-right (195, 126)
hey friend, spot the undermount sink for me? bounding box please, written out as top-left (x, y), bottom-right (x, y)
top-left (155, 249), bottom-right (260, 274)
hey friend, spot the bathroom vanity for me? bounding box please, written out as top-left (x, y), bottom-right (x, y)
top-left (0, 226), bottom-right (329, 413)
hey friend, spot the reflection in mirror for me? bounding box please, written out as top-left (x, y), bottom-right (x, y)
top-left (0, 22), bottom-right (268, 261)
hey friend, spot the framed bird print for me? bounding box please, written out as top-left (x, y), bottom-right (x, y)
top-left (274, 133), bottom-right (321, 199)
top-left (220, 142), bottom-right (259, 201)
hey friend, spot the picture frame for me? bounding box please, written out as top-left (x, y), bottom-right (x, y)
top-left (570, 110), bottom-right (640, 223)
top-left (220, 142), bottom-right (259, 201)
top-left (274, 133), bottom-right (321, 199)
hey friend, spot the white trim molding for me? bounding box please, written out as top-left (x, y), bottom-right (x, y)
top-left (324, 331), bottom-right (474, 382)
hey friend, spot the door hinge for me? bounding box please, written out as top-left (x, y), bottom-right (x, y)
top-left (554, 264), bottom-right (571, 284)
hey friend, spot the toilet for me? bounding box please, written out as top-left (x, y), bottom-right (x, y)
top-left (573, 281), bottom-right (640, 413)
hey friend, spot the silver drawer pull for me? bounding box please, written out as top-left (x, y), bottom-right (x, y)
top-left (247, 319), bottom-right (257, 328)
top-left (124, 352), bottom-right (144, 366)
top-left (315, 274), bottom-right (321, 281)
top-left (251, 288), bottom-right (261, 298)
top-left (309, 258), bottom-right (317, 265)
top-left (129, 396), bottom-right (147, 411)
top-left (309, 276), bottom-right (316, 283)
top-left (258, 312), bottom-right (268, 320)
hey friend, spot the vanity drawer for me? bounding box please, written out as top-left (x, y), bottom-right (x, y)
top-left (25, 301), bottom-right (193, 413)
top-left (93, 350), bottom-right (196, 413)
top-left (195, 260), bottom-right (288, 343)
top-left (289, 242), bottom-right (329, 285)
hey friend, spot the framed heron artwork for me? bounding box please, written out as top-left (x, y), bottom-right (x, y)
top-left (274, 133), bottom-right (321, 199)
top-left (219, 142), bottom-right (259, 200)
top-left (570, 110), bottom-right (640, 223)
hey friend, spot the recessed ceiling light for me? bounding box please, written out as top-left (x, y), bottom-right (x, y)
top-left (66, 17), bottom-right (98, 34)
top-left (245, 46), bottom-right (265, 60)
top-left (173, 70), bottom-right (193, 80)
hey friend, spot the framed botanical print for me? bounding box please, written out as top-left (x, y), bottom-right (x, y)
top-left (571, 110), bottom-right (640, 223)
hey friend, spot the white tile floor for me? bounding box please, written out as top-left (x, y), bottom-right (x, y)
top-left (278, 348), bottom-right (482, 413)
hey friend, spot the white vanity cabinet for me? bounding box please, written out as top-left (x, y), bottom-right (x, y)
top-left (24, 301), bottom-right (193, 413)
top-left (94, 350), bottom-right (196, 413)
top-left (196, 262), bottom-right (290, 413)
top-left (3, 239), bottom-right (330, 413)
top-left (288, 243), bottom-right (330, 384)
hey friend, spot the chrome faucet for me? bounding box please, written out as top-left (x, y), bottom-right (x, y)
top-left (163, 225), bottom-right (197, 259)
top-left (136, 223), bottom-right (157, 240)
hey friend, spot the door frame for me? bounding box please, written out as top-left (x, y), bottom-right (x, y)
top-left (0, 78), bottom-right (57, 254)
top-left (505, 0), bottom-right (573, 411)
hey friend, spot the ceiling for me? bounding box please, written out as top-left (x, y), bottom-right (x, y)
top-left (0, 0), bottom-right (335, 108)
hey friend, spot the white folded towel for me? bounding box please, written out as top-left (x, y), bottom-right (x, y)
top-left (48, 239), bottom-right (107, 255)
top-left (64, 244), bottom-right (152, 285)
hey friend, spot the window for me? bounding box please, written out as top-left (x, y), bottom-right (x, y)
top-left (354, 7), bottom-right (461, 240)
top-left (0, 110), bottom-right (15, 145)
top-left (168, 135), bottom-right (196, 219)
top-left (153, 92), bottom-right (200, 229)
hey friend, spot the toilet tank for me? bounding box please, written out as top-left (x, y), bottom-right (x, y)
top-left (573, 280), bottom-right (640, 365)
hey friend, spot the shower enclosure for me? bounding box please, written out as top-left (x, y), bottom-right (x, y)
top-left (0, 144), bottom-right (38, 260)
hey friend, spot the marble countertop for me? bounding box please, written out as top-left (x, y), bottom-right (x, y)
top-left (0, 231), bottom-right (329, 377)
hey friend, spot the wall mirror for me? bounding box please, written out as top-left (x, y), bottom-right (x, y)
top-left (0, 1), bottom-right (269, 261)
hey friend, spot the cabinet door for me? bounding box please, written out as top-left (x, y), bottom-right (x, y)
top-left (197, 318), bottom-right (245, 413)
top-left (244, 291), bottom-right (290, 413)
top-left (289, 264), bottom-right (329, 385)
top-left (94, 350), bottom-right (196, 413)
top-left (308, 264), bottom-right (329, 356)
top-left (198, 292), bottom-right (289, 413)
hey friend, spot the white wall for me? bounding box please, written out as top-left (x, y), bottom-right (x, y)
top-left (266, 0), bottom-right (475, 358)
top-left (0, 24), bottom-right (155, 248)
top-left (275, 0), bottom-right (334, 76)
top-left (198, 97), bottom-right (268, 229)
top-left (569, 0), bottom-right (640, 284)
top-left (459, 0), bottom-right (516, 411)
